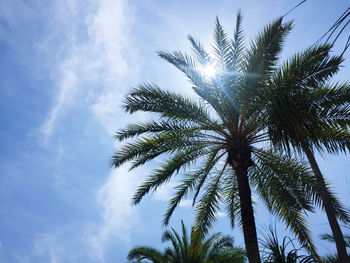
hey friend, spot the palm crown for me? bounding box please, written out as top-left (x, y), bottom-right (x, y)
top-left (112, 13), bottom-right (348, 263)
top-left (260, 227), bottom-right (314, 263)
top-left (266, 44), bottom-right (350, 154)
top-left (127, 220), bottom-right (246, 263)
top-left (265, 42), bottom-right (350, 262)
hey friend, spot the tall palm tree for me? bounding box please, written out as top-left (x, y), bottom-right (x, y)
top-left (265, 44), bottom-right (350, 262)
top-left (320, 227), bottom-right (350, 263)
top-left (112, 13), bottom-right (346, 263)
top-left (127, 220), bottom-right (246, 263)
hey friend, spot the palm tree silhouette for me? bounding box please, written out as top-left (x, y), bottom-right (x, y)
top-left (266, 44), bottom-right (350, 262)
top-left (127, 220), bottom-right (246, 263)
top-left (112, 13), bottom-right (347, 262)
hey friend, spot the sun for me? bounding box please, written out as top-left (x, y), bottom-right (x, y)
top-left (200, 64), bottom-right (217, 78)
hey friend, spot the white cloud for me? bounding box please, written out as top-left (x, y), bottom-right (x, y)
top-left (30, 0), bottom-right (143, 261)
top-left (153, 183), bottom-right (193, 208)
top-left (153, 182), bottom-right (176, 202)
top-left (179, 199), bottom-right (193, 208)
top-left (40, 57), bottom-right (79, 143)
top-left (33, 234), bottom-right (60, 263)
top-left (28, 223), bottom-right (102, 263)
top-left (215, 211), bottom-right (226, 218)
top-left (39, 0), bottom-right (138, 141)
top-left (24, 167), bottom-right (140, 263)
top-left (89, 167), bottom-right (140, 260)
top-left (89, 0), bottom-right (140, 135)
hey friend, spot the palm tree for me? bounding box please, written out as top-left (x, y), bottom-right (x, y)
top-left (320, 228), bottom-right (350, 263)
top-left (127, 220), bottom-right (246, 263)
top-left (128, 246), bottom-right (167, 263)
top-left (265, 44), bottom-right (350, 262)
top-left (260, 227), bottom-right (314, 263)
top-left (112, 13), bottom-right (345, 263)
top-left (321, 232), bottom-right (350, 249)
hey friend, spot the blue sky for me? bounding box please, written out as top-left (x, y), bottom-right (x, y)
top-left (1, 0), bottom-right (350, 262)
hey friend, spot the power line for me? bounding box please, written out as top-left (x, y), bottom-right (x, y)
top-left (282, 0), bottom-right (307, 18)
top-left (279, 0), bottom-right (350, 55)
top-left (313, 7), bottom-right (350, 55)
top-left (314, 7), bottom-right (350, 45)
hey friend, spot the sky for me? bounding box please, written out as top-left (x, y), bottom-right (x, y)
top-left (0, 0), bottom-right (350, 262)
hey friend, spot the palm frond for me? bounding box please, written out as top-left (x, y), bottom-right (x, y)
top-left (273, 44), bottom-right (343, 90)
top-left (162, 230), bottom-right (181, 261)
top-left (188, 35), bottom-right (211, 65)
top-left (321, 183), bottom-right (350, 223)
top-left (124, 83), bottom-right (213, 125)
top-left (321, 233), bottom-right (350, 247)
top-left (212, 17), bottom-right (231, 70)
top-left (260, 226), bottom-right (315, 263)
top-left (192, 150), bottom-right (225, 205)
top-left (180, 221), bottom-right (190, 262)
top-left (251, 149), bottom-right (318, 256)
top-left (228, 10), bottom-right (245, 72)
top-left (314, 126), bottom-right (350, 154)
top-left (206, 234), bottom-right (234, 260)
top-left (112, 130), bottom-right (201, 169)
top-left (163, 150), bottom-right (222, 226)
top-left (115, 120), bottom-right (198, 141)
top-left (158, 50), bottom-right (208, 88)
top-left (194, 170), bottom-right (224, 235)
top-left (266, 45), bottom-right (345, 154)
top-left (317, 82), bottom-right (350, 110)
top-left (243, 18), bottom-right (292, 98)
top-left (127, 246), bottom-right (165, 263)
top-left (131, 146), bottom-right (208, 205)
top-left (222, 171), bottom-right (240, 228)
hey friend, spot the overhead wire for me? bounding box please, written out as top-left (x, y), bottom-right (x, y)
top-left (313, 7), bottom-right (350, 54)
top-left (282, 0), bottom-right (307, 18)
top-left (314, 7), bottom-right (350, 45)
top-left (281, 1), bottom-right (350, 55)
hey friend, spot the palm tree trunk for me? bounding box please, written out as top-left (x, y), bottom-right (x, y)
top-left (301, 142), bottom-right (349, 263)
top-left (236, 166), bottom-right (261, 263)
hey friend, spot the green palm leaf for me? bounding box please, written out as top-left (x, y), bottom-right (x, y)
top-left (114, 11), bottom-right (340, 263)
top-left (128, 246), bottom-right (166, 263)
top-left (266, 40), bottom-right (350, 261)
top-left (128, 220), bottom-right (246, 263)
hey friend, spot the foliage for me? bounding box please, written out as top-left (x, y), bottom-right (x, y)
top-left (264, 42), bottom-right (350, 224)
top-left (127, 220), bottom-right (247, 263)
top-left (112, 12), bottom-right (349, 261)
top-left (260, 227), bottom-right (314, 263)
top-left (320, 227), bottom-right (350, 263)
top-left (264, 27), bottom-right (350, 262)
top-left (266, 44), bottom-right (350, 157)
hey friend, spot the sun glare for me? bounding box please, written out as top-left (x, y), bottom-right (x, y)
top-left (201, 64), bottom-right (217, 78)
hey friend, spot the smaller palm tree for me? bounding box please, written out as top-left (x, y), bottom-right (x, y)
top-left (260, 227), bottom-right (314, 263)
top-left (127, 220), bottom-right (246, 263)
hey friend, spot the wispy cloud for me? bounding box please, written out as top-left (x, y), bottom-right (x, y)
top-left (40, 0), bottom-right (138, 142)
top-left (179, 199), bottom-right (193, 208)
top-left (153, 182), bottom-right (193, 208)
top-left (29, 0), bottom-right (142, 261)
top-left (24, 166), bottom-right (141, 263)
top-left (214, 211), bottom-right (226, 218)
top-left (153, 182), bottom-right (177, 202)
top-left (28, 223), bottom-right (103, 263)
top-left (89, 167), bottom-right (140, 261)
top-left (40, 57), bottom-right (79, 143)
